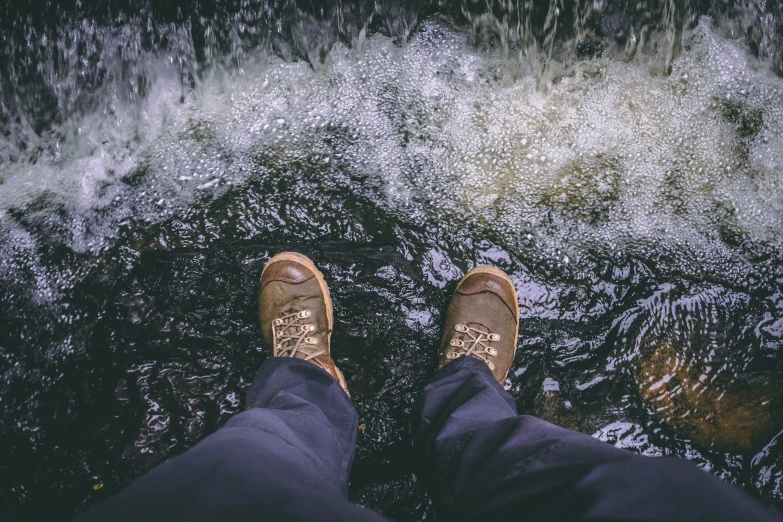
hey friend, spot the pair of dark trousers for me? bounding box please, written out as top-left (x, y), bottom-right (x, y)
top-left (76, 356), bottom-right (782, 522)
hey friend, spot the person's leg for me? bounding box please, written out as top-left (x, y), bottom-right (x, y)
top-left (75, 252), bottom-right (387, 522)
top-left (414, 265), bottom-right (783, 522)
top-left (414, 356), bottom-right (782, 521)
top-left (77, 358), bottom-right (385, 522)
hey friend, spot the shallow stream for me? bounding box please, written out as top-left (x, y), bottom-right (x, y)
top-left (1, 0), bottom-right (783, 519)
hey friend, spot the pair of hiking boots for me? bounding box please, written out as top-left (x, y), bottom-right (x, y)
top-left (259, 252), bottom-right (519, 395)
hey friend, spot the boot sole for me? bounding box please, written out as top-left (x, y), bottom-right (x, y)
top-left (456, 265), bottom-right (520, 383)
top-left (260, 252), bottom-right (349, 396)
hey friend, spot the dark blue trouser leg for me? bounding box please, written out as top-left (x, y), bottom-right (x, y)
top-left (75, 358), bottom-right (386, 522)
top-left (413, 356), bottom-right (783, 522)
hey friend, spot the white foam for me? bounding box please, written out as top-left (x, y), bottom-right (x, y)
top-left (1, 17), bottom-right (782, 293)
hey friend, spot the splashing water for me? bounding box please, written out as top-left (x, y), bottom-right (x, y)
top-left (1, 1), bottom-right (782, 520)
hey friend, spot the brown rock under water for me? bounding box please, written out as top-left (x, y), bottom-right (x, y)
top-left (638, 344), bottom-right (783, 453)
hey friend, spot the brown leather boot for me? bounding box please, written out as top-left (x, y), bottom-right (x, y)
top-left (438, 266), bottom-right (520, 384)
top-left (258, 252), bottom-right (350, 396)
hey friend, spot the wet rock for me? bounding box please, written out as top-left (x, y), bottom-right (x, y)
top-left (638, 343), bottom-right (783, 453)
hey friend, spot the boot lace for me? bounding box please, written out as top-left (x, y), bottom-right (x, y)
top-left (446, 323), bottom-right (499, 371)
top-left (272, 310), bottom-right (325, 360)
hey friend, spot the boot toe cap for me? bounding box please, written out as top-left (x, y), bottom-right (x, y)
top-left (260, 254), bottom-right (316, 290)
top-left (456, 269), bottom-right (518, 319)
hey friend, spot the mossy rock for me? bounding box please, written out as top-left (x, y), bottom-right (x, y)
top-left (638, 343), bottom-right (783, 453)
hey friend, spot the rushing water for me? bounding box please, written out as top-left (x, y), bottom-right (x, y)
top-left (1, 0), bottom-right (783, 520)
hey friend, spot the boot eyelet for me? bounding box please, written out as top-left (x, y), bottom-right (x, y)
top-left (273, 318), bottom-right (283, 326)
top-left (446, 352), bottom-right (456, 359)
top-left (305, 337), bottom-right (318, 344)
top-left (487, 347), bottom-right (498, 356)
top-left (487, 361), bottom-right (495, 371)
top-left (298, 310), bottom-right (311, 318)
top-left (455, 324), bottom-right (468, 333)
top-left (488, 333), bottom-right (500, 341)
top-left (449, 339), bottom-right (464, 347)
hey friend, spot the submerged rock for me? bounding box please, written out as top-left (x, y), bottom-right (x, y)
top-left (638, 343), bottom-right (783, 453)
